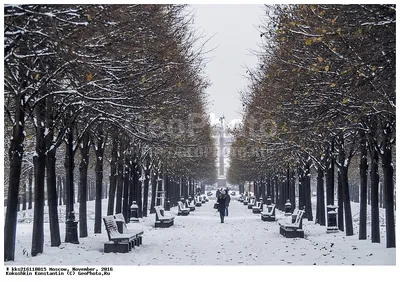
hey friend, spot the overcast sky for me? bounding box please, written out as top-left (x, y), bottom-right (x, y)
top-left (191, 4), bottom-right (265, 125)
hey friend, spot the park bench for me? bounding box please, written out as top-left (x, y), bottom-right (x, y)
top-left (279, 209), bottom-right (305, 238)
top-left (261, 204), bottom-right (276, 221)
top-left (154, 206), bottom-right (175, 228)
top-left (252, 201), bottom-right (263, 213)
top-left (195, 196), bottom-right (202, 207)
top-left (185, 199), bottom-right (196, 211)
top-left (178, 201), bottom-right (190, 216)
top-left (113, 213), bottom-right (143, 245)
top-left (103, 215), bottom-right (137, 253)
top-left (248, 197), bottom-right (256, 209)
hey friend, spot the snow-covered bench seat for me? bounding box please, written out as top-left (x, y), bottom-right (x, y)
top-left (279, 209), bottom-right (305, 238)
top-left (154, 206), bottom-right (175, 228)
top-left (113, 213), bottom-right (143, 246)
top-left (261, 204), bottom-right (276, 221)
top-left (252, 201), bottom-right (263, 213)
top-left (195, 196), bottom-right (202, 207)
top-left (185, 199), bottom-right (196, 211)
top-left (248, 197), bottom-right (256, 209)
top-left (178, 201), bottom-right (190, 216)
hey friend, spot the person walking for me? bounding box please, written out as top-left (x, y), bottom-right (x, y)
top-left (216, 188), bottom-right (221, 198)
top-left (225, 189), bottom-right (231, 216)
top-left (217, 189), bottom-right (227, 223)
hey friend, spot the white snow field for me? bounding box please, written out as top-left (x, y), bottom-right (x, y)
top-left (3, 195), bottom-right (397, 280)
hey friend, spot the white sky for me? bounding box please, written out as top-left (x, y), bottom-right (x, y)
top-left (190, 4), bottom-right (265, 124)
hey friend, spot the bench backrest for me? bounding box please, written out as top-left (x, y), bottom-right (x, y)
top-left (154, 206), bottom-right (164, 221)
top-left (184, 200), bottom-right (190, 208)
top-left (114, 213), bottom-right (128, 233)
top-left (178, 201), bottom-right (186, 211)
top-left (103, 215), bottom-right (121, 240)
top-left (266, 204), bottom-right (276, 215)
top-left (294, 210), bottom-right (305, 228)
top-left (114, 213), bottom-right (125, 221)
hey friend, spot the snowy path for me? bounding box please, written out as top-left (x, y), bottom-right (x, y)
top-left (5, 197), bottom-right (395, 266)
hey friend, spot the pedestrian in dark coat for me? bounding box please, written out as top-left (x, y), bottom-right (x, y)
top-left (217, 190), bottom-right (227, 223)
top-left (225, 189), bottom-right (231, 216)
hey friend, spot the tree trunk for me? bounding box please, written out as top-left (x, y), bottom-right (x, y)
top-left (382, 133), bottom-right (395, 248)
top-left (107, 137), bottom-right (118, 215)
top-left (28, 168), bottom-right (33, 209)
top-left (317, 165), bottom-right (326, 225)
top-left (64, 127), bottom-right (78, 243)
top-left (164, 173), bottom-right (169, 208)
top-left (298, 168), bottom-right (304, 210)
top-left (189, 177), bottom-right (193, 199)
top-left (157, 173), bottom-right (163, 207)
top-left (337, 169), bottom-right (344, 231)
top-left (58, 176), bottom-right (62, 206)
top-left (150, 170), bottom-right (157, 213)
top-left (136, 164), bottom-right (143, 218)
top-left (290, 171), bottom-right (296, 212)
top-left (78, 133), bottom-right (90, 238)
top-left (183, 176), bottom-right (188, 199)
top-left (122, 154), bottom-right (130, 222)
top-left (31, 100), bottom-right (46, 257)
top-left (94, 128), bottom-right (106, 232)
top-left (338, 135), bottom-right (354, 236)
top-left (46, 149), bottom-right (61, 246)
top-left (359, 131), bottom-right (368, 240)
top-left (266, 176), bottom-right (270, 199)
top-left (4, 92), bottom-right (26, 261)
top-left (273, 176), bottom-right (278, 207)
top-left (115, 141), bottom-right (124, 214)
top-left (104, 182), bottom-right (108, 199)
top-left (326, 142), bottom-right (335, 206)
top-left (370, 147), bottom-right (380, 243)
top-left (22, 181), bottom-right (27, 210)
top-left (142, 157), bottom-right (150, 217)
top-left (129, 157), bottom-right (135, 208)
top-left (339, 167), bottom-right (353, 236)
top-left (304, 160), bottom-right (313, 221)
top-left (271, 176), bottom-right (275, 203)
top-left (286, 170), bottom-right (290, 204)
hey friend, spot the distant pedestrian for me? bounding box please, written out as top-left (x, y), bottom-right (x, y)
top-left (216, 189), bottom-right (221, 198)
top-left (217, 190), bottom-right (227, 223)
top-left (225, 189), bottom-right (231, 216)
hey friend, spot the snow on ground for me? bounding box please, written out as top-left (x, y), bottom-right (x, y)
top-left (3, 195), bottom-right (397, 280)
top-left (4, 196), bottom-right (395, 265)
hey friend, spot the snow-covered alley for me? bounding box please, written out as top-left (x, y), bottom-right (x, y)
top-left (4, 195), bottom-right (395, 266)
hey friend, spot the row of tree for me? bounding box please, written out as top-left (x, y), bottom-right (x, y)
top-left (4, 4), bottom-right (217, 261)
top-left (228, 4), bottom-right (395, 247)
